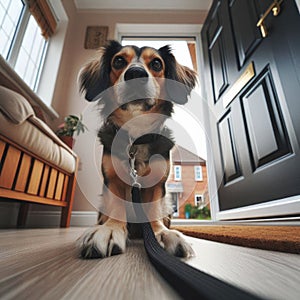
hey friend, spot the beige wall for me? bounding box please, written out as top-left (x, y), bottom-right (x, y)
top-left (52, 0), bottom-right (207, 212)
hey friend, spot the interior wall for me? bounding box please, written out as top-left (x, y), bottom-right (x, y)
top-left (52, 0), bottom-right (208, 212)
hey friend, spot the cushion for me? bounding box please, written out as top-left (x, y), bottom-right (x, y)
top-left (0, 85), bottom-right (35, 124)
top-left (0, 114), bottom-right (76, 173)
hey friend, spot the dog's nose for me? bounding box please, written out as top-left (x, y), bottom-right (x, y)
top-left (124, 67), bottom-right (149, 83)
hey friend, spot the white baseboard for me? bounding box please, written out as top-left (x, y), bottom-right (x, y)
top-left (26, 211), bottom-right (98, 227)
top-left (69, 211), bottom-right (98, 227)
top-left (0, 204), bottom-right (98, 228)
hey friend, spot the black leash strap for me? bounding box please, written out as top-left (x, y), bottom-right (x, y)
top-left (132, 185), bottom-right (263, 300)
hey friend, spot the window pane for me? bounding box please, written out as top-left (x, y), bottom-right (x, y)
top-left (15, 47), bottom-right (28, 75)
top-left (0, 0), bottom-right (24, 58)
top-left (174, 166), bottom-right (182, 181)
top-left (171, 193), bottom-right (179, 217)
top-left (194, 166), bottom-right (203, 181)
top-left (14, 15), bottom-right (47, 91)
top-left (0, 35), bottom-right (9, 56)
top-left (195, 195), bottom-right (204, 207)
top-left (24, 60), bottom-right (35, 86)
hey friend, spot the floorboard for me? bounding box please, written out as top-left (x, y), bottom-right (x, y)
top-left (0, 228), bottom-right (299, 300)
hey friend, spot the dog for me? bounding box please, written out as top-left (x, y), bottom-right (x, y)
top-left (78, 40), bottom-right (197, 259)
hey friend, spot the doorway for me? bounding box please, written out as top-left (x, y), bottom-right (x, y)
top-left (115, 25), bottom-right (211, 219)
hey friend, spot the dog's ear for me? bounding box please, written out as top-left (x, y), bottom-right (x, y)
top-left (159, 45), bottom-right (197, 104)
top-left (79, 40), bottom-right (123, 101)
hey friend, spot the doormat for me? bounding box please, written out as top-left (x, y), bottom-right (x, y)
top-left (172, 225), bottom-right (300, 254)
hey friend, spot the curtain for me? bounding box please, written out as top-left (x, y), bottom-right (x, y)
top-left (28, 0), bottom-right (57, 39)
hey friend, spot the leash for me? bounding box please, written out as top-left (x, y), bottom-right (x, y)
top-left (130, 167), bottom-right (263, 300)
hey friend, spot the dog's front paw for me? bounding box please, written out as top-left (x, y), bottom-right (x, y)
top-left (155, 229), bottom-right (194, 258)
top-left (77, 222), bottom-right (127, 259)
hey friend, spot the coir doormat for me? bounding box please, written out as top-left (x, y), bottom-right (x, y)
top-left (172, 225), bottom-right (300, 254)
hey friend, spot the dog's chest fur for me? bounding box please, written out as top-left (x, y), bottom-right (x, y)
top-left (98, 122), bottom-right (174, 174)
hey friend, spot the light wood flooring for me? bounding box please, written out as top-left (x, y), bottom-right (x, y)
top-left (0, 227), bottom-right (299, 300)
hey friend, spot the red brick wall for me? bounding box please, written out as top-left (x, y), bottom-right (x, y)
top-left (169, 163), bottom-right (210, 218)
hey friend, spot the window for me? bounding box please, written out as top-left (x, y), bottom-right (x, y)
top-left (174, 165), bottom-right (182, 181)
top-left (195, 194), bottom-right (205, 208)
top-left (0, 0), bottom-right (24, 59)
top-left (194, 165), bottom-right (203, 181)
top-left (171, 193), bottom-right (179, 217)
top-left (0, 0), bottom-right (51, 92)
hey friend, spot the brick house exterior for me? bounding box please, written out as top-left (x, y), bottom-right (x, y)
top-left (166, 145), bottom-right (210, 219)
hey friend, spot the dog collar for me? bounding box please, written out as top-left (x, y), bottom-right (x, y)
top-left (111, 123), bottom-right (161, 145)
top-left (132, 133), bottom-right (160, 145)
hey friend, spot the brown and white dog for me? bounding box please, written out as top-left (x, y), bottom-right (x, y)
top-left (78, 40), bottom-right (197, 259)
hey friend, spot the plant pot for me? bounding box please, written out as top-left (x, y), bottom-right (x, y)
top-left (59, 136), bottom-right (74, 149)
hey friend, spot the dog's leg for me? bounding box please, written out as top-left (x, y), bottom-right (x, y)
top-left (78, 185), bottom-right (128, 259)
top-left (77, 155), bottom-right (128, 259)
top-left (151, 220), bottom-right (194, 258)
top-left (142, 185), bottom-right (194, 258)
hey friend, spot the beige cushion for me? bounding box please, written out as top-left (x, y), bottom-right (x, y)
top-left (0, 114), bottom-right (76, 173)
top-left (29, 116), bottom-right (76, 156)
top-left (0, 85), bottom-right (35, 124)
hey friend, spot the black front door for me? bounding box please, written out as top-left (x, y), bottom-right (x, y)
top-left (201, 0), bottom-right (300, 212)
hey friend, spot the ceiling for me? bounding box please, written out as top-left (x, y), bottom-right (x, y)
top-left (74, 0), bottom-right (212, 11)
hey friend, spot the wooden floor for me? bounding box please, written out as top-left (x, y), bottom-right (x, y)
top-left (0, 228), bottom-right (299, 300)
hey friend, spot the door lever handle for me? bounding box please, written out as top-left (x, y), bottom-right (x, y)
top-left (257, 0), bottom-right (283, 38)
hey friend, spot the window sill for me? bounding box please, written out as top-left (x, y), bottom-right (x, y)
top-left (0, 56), bottom-right (59, 120)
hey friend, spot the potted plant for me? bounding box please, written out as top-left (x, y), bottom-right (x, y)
top-left (184, 203), bottom-right (192, 219)
top-left (56, 114), bottom-right (87, 148)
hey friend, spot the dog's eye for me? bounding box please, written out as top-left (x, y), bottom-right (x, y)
top-left (112, 56), bottom-right (127, 69)
top-left (150, 58), bottom-right (163, 72)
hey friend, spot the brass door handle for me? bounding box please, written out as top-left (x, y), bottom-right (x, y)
top-left (257, 0), bottom-right (283, 38)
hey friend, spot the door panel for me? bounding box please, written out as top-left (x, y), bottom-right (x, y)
top-left (229, 0), bottom-right (262, 68)
top-left (207, 1), bottom-right (229, 102)
top-left (240, 67), bottom-right (292, 171)
top-left (218, 110), bottom-right (242, 184)
top-left (202, 0), bottom-right (300, 213)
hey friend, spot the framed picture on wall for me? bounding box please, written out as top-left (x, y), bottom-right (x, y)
top-left (84, 26), bottom-right (108, 49)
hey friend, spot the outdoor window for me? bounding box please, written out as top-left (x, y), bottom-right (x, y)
top-left (171, 193), bottom-right (179, 217)
top-left (0, 0), bottom-right (56, 92)
top-left (194, 165), bottom-right (203, 181)
top-left (0, 0), bottom-right (24, 58)
top-left (174, 165), bottom-right (182, 181)
top-left (195, 194), bottom-right (205, 208)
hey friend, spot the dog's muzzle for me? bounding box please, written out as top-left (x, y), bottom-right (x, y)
top-left (124, 66), bottom-right (149, 83)
top-left (117, 65), bottom-right (158, 110)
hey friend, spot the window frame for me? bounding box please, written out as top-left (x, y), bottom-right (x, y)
top-left (171, 193), bottom-right (179, 217)
top-left (0, 0), bottom-right (68, 116)
top-left (195, 194), bottom-right (204, 208)
top-left (194, 165), bottom-right (203, 181)
top-left (0, 0), bottom-right (25, 60)
top-left (5, 1), bottom-right (29, 66)
top-left (174, 165), bottom-right (182, 181)
top-left (2, 1), bottom-right (48, 92)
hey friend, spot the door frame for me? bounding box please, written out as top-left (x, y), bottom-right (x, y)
top-left (216, 195), bottom-right (300, 221)
top-left (200, 0), bottom-right (300, 221)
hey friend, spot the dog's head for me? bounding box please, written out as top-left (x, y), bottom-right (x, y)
top-left (79, 40), bottom-right (197, 129)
